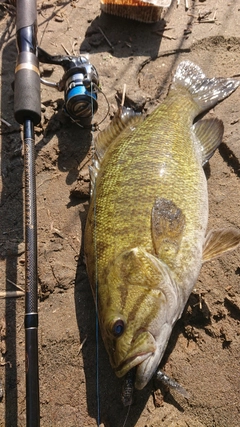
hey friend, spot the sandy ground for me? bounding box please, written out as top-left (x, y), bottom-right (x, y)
top-left (0, 0), bottom-right (240, 426)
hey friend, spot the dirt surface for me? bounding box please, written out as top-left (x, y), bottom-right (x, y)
top-left (0, 1), bottom-right (240, 426)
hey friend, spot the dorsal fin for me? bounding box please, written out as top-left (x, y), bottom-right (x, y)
top-left (95, 106), bottom-right (143, 162)
top-left (90, 107), bottom-right (143, 194)
top-left (193, 118), bottom-right (224, 165)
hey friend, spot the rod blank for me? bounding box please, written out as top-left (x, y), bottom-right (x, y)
top-left (14, 1), bottom-right (41, 425)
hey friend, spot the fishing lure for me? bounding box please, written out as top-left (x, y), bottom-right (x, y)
top-left (156, 369), bottom-right (190, 399)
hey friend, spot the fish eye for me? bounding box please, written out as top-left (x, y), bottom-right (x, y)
top-left (112, 319), bottom-right (125, 337)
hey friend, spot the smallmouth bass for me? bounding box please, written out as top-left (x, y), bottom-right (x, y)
top-left (84, 61), bottom-right (240, 390)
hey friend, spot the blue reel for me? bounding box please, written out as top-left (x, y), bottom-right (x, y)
top-left (38, 48), bottom-right (100, 128)
top-left (64, 70), bottom-right (98, 125)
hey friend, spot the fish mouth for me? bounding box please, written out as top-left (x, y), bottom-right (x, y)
top-left (116, 351), bottom-right (160, 391)
top-left (115, 324), bottom-right (173, 390)
top-left (115, 351), bottom-right (153, 377)
top-left (114, 330), bottom-right (157, 379)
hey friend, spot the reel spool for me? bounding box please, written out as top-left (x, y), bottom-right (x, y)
top-left (63, 56), bottom-right (99, 126)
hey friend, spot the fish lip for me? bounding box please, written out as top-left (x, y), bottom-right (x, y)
top-left (114, 351), bottom-right (153, 377)
top-left (134, 323), bottom-right (174, 390)
top-left (114, 330), bottom-right (157, 378)
top-left (115, 322), bottom-right (174, 389)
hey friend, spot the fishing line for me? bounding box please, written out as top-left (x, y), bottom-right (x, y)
top-left (122, 404), bottom-right (131, 427)
top-left (95, 84), bottom-right (110, 128)
top-left (91, 83), bottom-right (101, 427)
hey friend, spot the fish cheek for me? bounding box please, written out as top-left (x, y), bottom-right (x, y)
top-left (100, 317), bottom-right (120, 356)
top-left (102, 334), bottom-right (119, 368)
top-left (102, 250), bottom-right (167, 356)
top-left (103, 322), bottom-right (132, 369)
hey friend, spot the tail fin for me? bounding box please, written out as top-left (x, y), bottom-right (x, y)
top-left (171, 61), bottom-right (240, 115)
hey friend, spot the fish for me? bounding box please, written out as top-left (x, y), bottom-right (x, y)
top-left (84, 60), bottom-right (240, 390)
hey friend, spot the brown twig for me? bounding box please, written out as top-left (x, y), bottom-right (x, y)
top-left (1, 117), bottom-right (11, 127)
top-left (77, 335), bottom-right (87, 354)
top-left (98, 27), bottom-right (114, 50)
top-left (61, 43), bottom-right (71, 55)
top-left (121, 84), bottom-right (126, 108)
top-left (0, 291), bottom-right (24, 298)
top-left (7, 278), bottom-right (24, 293)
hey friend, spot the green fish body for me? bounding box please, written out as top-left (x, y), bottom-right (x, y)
top-left (84, 61), bottom-right (240, 390)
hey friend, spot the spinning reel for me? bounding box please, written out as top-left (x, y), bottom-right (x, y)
top-left (38, 47), bottom-right (107, 129)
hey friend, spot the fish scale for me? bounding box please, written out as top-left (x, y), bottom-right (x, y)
top-left (85, 60), bottom-right (240, 390)
top-left (92, 95), bottom-right (205, 283)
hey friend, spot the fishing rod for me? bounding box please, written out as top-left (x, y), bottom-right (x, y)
top-left (13, 1), bottom-right (104, 424)
top-left (14, 0), bottom-right (41, 426)
top-left (13, 0), bottom-right (106, 424)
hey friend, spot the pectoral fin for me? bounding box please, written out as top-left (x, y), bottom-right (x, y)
top-left (203, 228), bottom-right (240, 262)
top-left (152, 198), bottom-right (185, 263)
top-left (193, 118), bottom-right (224, 165)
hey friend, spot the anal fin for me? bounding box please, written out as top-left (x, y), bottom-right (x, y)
top-left (193, 118), bottom-right (224, 166)
top-left (203, 228), bottom-right (240, 262)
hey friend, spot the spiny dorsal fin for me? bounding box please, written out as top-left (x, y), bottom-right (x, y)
top-left (203, 228), bottom-right (240, 262)
top-left (193, 118), bottom-right (224, 165)
top-left (89, 107), bottom-right (143, 195)
top-left (152, 198), bottom-right (185, 264)
top-left (95, 106), bottom-right (143, 162)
